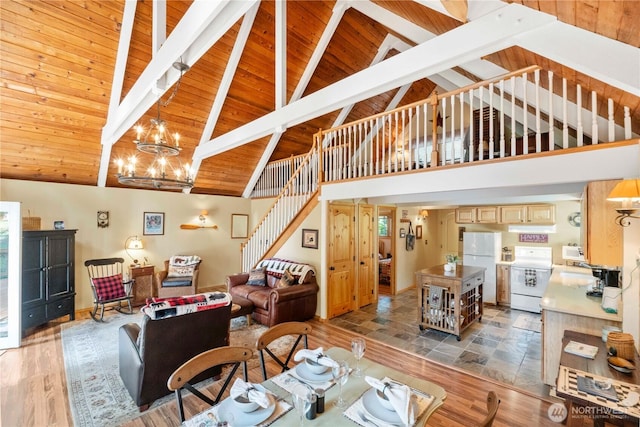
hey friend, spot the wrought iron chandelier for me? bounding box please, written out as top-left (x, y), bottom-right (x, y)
top-left (115, 61), bottom-right (194, 190)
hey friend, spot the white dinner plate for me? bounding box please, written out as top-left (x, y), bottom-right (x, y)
top-left (361, 388), bottom-right (403, 425)
top-left (217, 393), bottom-right (276, 427)
top-left (295, 362), bottom-right (333, 383)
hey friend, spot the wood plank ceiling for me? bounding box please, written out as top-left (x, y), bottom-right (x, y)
top-left (1, 0), bottom-right (639, 197)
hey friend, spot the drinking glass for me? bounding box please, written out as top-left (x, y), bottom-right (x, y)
top-left (351, 337), bottom-right (366, 377)
top-left (331, 360), bottom-right (349, 408)
top-left (292, 385), bottom-right (312, 426)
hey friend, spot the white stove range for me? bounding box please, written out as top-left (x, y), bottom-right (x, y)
top-left (510, 246), bottom-right (553, 313)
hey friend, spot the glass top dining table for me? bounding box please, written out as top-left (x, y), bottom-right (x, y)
top-left (185, 346), bottom-right (447, 427)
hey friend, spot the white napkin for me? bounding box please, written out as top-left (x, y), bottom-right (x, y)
top-left (365, 376), bottom-right (415, 426)
top-left (293, 347), bottom-right (339, 368)
top-left (229, 378), bottom-right (270, 408)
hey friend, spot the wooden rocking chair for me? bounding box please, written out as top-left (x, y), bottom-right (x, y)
top-left (85, 257), bottom-right (134, 321)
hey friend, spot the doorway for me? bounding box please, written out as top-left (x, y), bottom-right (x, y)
top-left (377, 207), bottom-right (395, 295)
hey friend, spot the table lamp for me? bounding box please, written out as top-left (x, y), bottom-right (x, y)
top-left (125, 235), bottom-right (144, 266)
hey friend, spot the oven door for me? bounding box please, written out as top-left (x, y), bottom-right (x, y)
top-left (510, 266), bottom-right (551, 298)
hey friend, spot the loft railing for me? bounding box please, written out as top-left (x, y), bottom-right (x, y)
top-left (244, 65), bottom-right (637, 267)
top-left (241, 145), bottom-right (319, 270)
top-left (252, 65), bottom-right (635, 197)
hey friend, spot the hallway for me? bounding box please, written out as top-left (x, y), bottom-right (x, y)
top-left (328, 290), bottom-right (550, 399)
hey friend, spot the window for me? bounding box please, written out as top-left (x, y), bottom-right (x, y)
top-left (378, 215), bottom-right (390, 237)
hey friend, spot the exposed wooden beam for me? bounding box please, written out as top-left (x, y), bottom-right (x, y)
top-left (275, 0), bottom-right (286, 110)
top-left (194, 4), bottom-right (555, 159)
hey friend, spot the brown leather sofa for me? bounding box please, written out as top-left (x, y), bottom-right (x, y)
top-left (118, 303), bottom-right (231, 410)
top-left (226, 259), bottom-right (318, 327)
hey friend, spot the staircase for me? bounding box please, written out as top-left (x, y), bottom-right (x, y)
top-left (243, 66), bottom-right (638, 269)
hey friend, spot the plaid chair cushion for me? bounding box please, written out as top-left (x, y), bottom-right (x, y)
top-left (92, 273), bottom-right (126, 301)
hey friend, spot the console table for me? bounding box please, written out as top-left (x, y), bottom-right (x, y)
top-left (416, 264), bottom-right (484, 341)
top-left (129, 265), bottom-right (154, 306)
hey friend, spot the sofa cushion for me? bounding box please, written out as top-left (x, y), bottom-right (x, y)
top-left (277, 269), bottom-right (296, 288)
top-left (247, 266), bottom-right (267, 286)
top-left (229, 284), bottom-right (261, 299)
top-left (162, 277), bottom-right (193, 287)
top-left (167, 264), bottom-right (196, 278)
top-left (248, 290), bottom-right (270, 310)
top-left (92, 273), bottom-right (126, 301)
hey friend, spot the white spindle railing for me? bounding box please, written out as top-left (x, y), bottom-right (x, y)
top-left (242, 147), bottom-right (319, 270)
top-left (245, 65), bottom-right (637, 267)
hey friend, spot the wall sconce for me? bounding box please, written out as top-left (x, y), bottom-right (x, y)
top-left (607, 178), bottom-right (640, 227)
top-left (419, 209), bottom-right (429, 220)
top-left (179, 210), bottom-right (218, 230)
top-left (199, 210), bottom-right (208, 227)
top-left (124, 235), bottom-right (144, 266)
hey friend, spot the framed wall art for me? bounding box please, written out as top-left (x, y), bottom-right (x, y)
top-left (416, 225), bottom-right (422, 239)
top-left (399, 228), bottom-right (406, 238)
top-left (302, 229), bottom-right (319, 249)
top-left (231, 214), bottom-right (249, 239)
top-left (143, 212), bottom-right (164, 235)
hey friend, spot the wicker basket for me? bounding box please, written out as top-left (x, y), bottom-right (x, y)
top-left (22, 216), bottom-right (41, 230)
top-left (607, 332), bottom-right (635, 360)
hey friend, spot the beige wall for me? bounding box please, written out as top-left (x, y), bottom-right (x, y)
top-left (1, 179), bottom-right (251, 310)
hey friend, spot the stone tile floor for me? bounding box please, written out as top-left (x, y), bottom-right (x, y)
top-left (328, 290), bottom-right (550, 399)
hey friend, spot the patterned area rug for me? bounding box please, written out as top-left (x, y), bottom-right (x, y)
top-left (61, 312), bottom-right (287, 427)
top-left (512, 314), bottom-right (542, 333)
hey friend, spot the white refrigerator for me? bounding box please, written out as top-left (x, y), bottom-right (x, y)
top-left (463, 232), bottom-right (502, 304)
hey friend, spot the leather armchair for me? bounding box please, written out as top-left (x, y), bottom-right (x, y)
top-left (118, 303), bottom-right (231, 410)
top-left (154, 259), bottom-right (201, 299)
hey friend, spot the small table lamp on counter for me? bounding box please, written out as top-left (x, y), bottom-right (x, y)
top-left (125, 235), bottom-right (144, 267)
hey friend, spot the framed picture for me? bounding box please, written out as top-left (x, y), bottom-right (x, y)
top-left (53, 220), bottom-right (65, 230)
top-left (399, 228), bottom-right (406, 238)
top-left (143, 212), bottom-right (164, 235)
top-left (231, 214), bottom-right (249, 239)
top-left (302, 229), bottom-right (319, 249)
top-left (416, 225), bottom-right (422, 239)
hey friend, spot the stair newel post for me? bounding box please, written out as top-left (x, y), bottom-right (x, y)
top-left (430, 93), bottom-right (439, 167)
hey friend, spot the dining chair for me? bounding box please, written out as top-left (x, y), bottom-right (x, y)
top-left (84, 258), bottom-right (134, 321)
top-left (167, 346), bottom-right (252, 422)
top-left (478, 391), bottom-right (500, 427)
top-left (256, 321), bottom-right (312, 380)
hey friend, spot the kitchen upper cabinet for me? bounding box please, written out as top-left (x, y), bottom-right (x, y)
top-left (455, 206), bottom-right (498, 224)
top-left (582, 180), bottom-right (622, 266)
top-left (499, 204), bottom-right (555, 224)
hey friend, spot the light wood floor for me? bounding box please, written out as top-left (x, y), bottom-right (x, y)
top-left (1, 312), bottom-right (605, 427)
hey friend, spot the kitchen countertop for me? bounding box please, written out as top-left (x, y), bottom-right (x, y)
top-left (541, 265), bottom-right (622, 322)
top-left (495, 260), bottom-right (514, 266)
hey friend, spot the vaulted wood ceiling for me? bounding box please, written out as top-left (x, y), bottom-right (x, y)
top-left (1, 0), bottom-right (639, 197)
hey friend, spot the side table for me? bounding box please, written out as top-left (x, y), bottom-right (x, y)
top-left (129, 265), bottom-right (155, 306)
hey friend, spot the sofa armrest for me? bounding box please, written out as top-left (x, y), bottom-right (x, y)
top-left (154, 270), bottom-right (168, 294)
top-left (119, 323), bottom-right (144, 403)
top-left (270, 283), bottom-right (319, 304)
top-left (226, 273), bottom-right (250, 289)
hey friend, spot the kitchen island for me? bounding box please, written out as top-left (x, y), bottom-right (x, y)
top-left (540, 265), bottom-right (623, 386)
top-left (416, 264), bottom-right (485, 341)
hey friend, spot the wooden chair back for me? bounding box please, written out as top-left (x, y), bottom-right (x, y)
top-left (256, 321), bottom-right (312, 380)
top-left (167, 346), bottom-right (252, 422)
top-left (84, 257), bottom-right (133, 321)
top-left (479, 391), bottom-right (500, 427)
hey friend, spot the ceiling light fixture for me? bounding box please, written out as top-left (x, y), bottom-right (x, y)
top-left (115, 60), bottom-right (194, 190)
top-left (607, 178), bottom-right (640, 227)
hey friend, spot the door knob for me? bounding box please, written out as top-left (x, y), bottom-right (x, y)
top-left (329, 266), bottom-right (335, 270)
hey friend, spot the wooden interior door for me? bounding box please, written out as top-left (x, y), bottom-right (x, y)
top-left (357, 204), bottom-right (375, 307)
top-left (327, 204), bottom-right (355, 318)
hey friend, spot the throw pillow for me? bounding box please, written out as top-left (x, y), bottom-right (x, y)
top-left (92, 274), bottom-right (126, 301)
top-left (167, 264), bottom-right (196, 278)
top-left (277, 269), bottom-right (296, 288)
top-left (247, 266), bottom-right (267, 286)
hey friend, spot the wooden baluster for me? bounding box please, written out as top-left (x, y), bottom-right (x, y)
top-left (468, 88), bottom-right (474, 163)
top-left (499, 79), bottom-right (505, 158)
top-left (535, 69), bottom-right (541, 153)
top-left (624, 106), bottom-right (631, 140)
top-left (608, 98), bottom-right (614, 143)
top-left (562, 78), bottom-right (569, 149)
top-left (510, 76), bottom-right (516, 157)
top-left (591, 91), bottom-right (598, 145)
top-left (450, 95), bottom-right (455, 163)
top-left (548, 71), bottom-right (554, 151)
top-left (523, 72), bottom-right (528, 154)
top-left (479, 86), bottom-right (484, 160)
top-left (489, 84), bottom-right (494, 159)
top-left (577, 84), bottom-right (583, 146)
top-left (442, 98), bottom-right (448, 164)
top-left (459, 92), bottom-right (465, 163)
